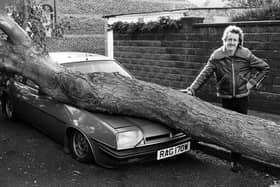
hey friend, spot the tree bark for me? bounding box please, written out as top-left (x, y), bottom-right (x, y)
top-left (0, 14), bottom-right (280, 167)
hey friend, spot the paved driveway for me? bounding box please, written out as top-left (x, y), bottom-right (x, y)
top-left (0, 106), bottom-right (279, 187)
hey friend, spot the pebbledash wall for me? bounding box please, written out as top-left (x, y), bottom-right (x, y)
top-left (113, 17), bottom-right (280, 114)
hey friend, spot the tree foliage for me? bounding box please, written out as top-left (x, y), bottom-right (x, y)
top-left (10, 0), bottom-right (70, 53)
top-left (11, 0), bottom-right (47, 52)
top-left (109, 16), bottom-right (182, 34)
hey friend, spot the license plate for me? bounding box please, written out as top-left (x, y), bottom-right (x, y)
top-left (157, 142), bottom-right (190, 160)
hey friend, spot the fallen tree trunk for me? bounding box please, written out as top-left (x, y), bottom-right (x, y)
top-left (0, 14), bottom-right (280, 167)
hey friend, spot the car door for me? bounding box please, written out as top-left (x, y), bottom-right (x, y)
top-left (10, 75), bottom-right (42, 122)
top-left (30, 92), bottom-right (68, 144)
top-left (13, 76), bottom-right (67, 144)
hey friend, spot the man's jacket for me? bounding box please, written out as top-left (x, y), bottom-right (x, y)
top-left (189, 46), bottom-right (270, 98)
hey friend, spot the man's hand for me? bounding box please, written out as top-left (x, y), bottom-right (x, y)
top-left (180, 88), bottom-right (193, 96)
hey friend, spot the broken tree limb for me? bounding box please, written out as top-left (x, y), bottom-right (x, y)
top-left (0, 14), bottom-right (280, 167)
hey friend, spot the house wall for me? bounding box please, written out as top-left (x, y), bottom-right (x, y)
top-left (113, 17), bottom-right (280, 114)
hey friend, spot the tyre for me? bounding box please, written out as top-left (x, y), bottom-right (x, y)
top-left (2, 97), bottom-right (17, 121)
top-left (69, 130), bottom-right (94, 163)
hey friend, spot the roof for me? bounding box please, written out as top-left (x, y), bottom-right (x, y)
top-left (49, 52), bottom-right (113, 64)
top-left (102, 7), bottom-right (235, 19)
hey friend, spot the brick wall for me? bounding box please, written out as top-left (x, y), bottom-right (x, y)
top-left (113, 17), bottom-right (280, 114)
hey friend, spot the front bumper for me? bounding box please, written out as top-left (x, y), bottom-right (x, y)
top-left (91, 135), bottom-right (192, 168)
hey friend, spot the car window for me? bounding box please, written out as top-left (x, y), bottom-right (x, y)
top-left (25, 79), bottom-right (39, 90)
top-left (63, 60), bottom-right (132, 78)
top-left (14, 74), bottom-right (25, 83)
top-left (14, 74), bottom-right (39, 90)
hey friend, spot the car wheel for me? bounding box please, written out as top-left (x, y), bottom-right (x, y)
top-left (2, 97), bottom-right (17, 121)
top-left (70, 130), bottom-right (94, 163)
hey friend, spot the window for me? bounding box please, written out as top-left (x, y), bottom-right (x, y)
top-left (14, 74), bottom-right (39, 90)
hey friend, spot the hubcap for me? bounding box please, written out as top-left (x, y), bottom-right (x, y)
top-left (72, 132), bottom-right (90, 159)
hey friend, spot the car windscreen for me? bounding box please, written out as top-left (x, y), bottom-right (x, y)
top-left (62, 60), bottom-right (132, 78)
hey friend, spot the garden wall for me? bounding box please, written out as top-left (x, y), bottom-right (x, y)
top-left (113, 17), bottom-right (280, 114)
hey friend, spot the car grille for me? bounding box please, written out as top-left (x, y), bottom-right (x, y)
top-left (145, 134), bottom-right (170, 142)
top-left (144, 132), bottom-right (185, 145)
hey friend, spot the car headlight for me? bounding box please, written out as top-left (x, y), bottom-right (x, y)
top-left (116, 129), bottom-right (143, 150)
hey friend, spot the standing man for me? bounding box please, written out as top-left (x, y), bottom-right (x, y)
top-left (181, 25), bottom-right (270, 171)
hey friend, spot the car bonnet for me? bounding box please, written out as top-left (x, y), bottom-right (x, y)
top-left (64, 105), bottom-right (171, 136)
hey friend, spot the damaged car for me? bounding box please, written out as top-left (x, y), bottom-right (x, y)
top-left (0, 52), bottom-right (191, 167)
